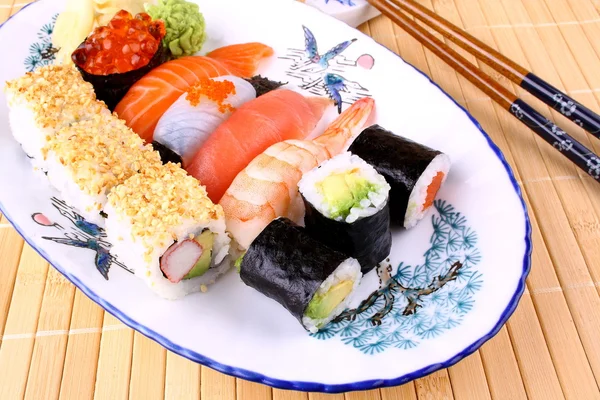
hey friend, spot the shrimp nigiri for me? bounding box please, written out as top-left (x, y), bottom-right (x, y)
top-left (114, 42), bottom-right (274, 142)
top-left (185, 89), bottom-right (333, 203)
top-left (219, 97), bottom-right (376, 250)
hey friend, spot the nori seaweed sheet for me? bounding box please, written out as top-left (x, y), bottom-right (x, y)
top-left (244, 75), bottom-right (287, 97)
top-left (348, 125), bottom-right (442, 225)
top-left (239, 217), bottom-right (350, 327)
top-left (75, 44), bottom-right (168, 111)
top-left (302, 196), bottom-right (392, 274)
top-left (152, 141), bottom-right (183, 165)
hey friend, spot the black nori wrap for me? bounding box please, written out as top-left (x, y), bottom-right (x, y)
top-left (239, 217), bottom-right (350, 327)
top-left (152, 140), bottom-right (183, 165)
top-left (302, 196), bottom-right (391, 275)
top-left (75, 44), bottom-right (168, 111)
top-left (244, 75), bottom-right (287, 97)
top-left (348, 125), bottom-right (442, 225)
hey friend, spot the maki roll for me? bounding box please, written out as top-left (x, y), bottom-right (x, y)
top-left (239, 218), bottom-right (362, 333)
top-left (71, 10), bottom-right (168, 111)
top-left (3, 64), bottom-right (109, 172)
top-left (298, 152), bottom-right (392, 274)
top-left (348, 125), bottom-right (451, 229)
top-left (104, 162), bottom-right (232, 299)
top-left (43, 112), bottom-right (162, 225)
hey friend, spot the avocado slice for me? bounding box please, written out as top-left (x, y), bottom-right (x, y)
top-left (305, 280), bottom-right (354, 321)
top-left (183, 230), bottom-right (214, 280)
top-left (234, 252), bottom-right (245, 273)
top-left (316, 170), bottom-right (378, 219)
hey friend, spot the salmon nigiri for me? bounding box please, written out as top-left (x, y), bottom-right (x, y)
top-left (114, 43), bottom-right (274, 142)
top-left (218, 97), bottom-right (375, 250)
top-left (185, 89), bottom-right (333, 203)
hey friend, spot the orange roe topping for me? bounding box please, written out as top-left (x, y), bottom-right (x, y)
top-left (72, 10), bottom-right (166, 75)
top-left (423, 172), bottom-right (445, 209)
top-left (186, 78), bottom-right (237, 113)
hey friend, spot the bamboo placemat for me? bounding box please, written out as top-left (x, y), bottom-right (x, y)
top-left (2, 0), bottom-right (600, 399)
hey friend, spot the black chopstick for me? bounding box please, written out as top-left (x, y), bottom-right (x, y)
top-left (367, 0), bottom-right (600, 182)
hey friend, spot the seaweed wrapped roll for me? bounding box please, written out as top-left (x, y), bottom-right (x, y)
top-left (348, 125), bottom-right (451, 229)
top-left (239, 218), bottom-right (362, 333)
top-left (298, 152), bottom-right (392, 274)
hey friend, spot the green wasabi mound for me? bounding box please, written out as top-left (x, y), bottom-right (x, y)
top-left (146, 0), bottom-right (207, 58)
top-left (316, 170), bottom-right (379, 220)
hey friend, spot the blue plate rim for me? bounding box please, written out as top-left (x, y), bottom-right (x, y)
top-left (0, 0), bottom-right (532, 393)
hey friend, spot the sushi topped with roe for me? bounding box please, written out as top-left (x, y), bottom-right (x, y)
top-left (71, 10), bottom-right (168, 110)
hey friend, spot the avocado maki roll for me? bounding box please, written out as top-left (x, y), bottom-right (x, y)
top-left (298, 152), bottom-right (392, 274)
top-left (239, 217), bottom-right (362, 333)
top-left (348, 125), bottom-right (451, 229)
top-left (71, 10), bottom-right (168, 110)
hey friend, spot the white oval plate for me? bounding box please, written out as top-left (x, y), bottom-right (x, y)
top-left (0, 0), bottom-right (531, 393)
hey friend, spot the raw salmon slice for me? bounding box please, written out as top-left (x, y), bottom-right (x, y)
top-left (113, 43), bottom-right (274, 142)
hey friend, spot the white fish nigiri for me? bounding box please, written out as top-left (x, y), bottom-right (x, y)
top-left (153, 75), bottom-right (257, 166)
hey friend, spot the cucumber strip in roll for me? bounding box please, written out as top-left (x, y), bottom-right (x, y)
top-left (239, 217), bottom-right (362, 333)
top-left (298, 152), bottom-right (392, 274)
top-left (348, 125), bottom-right (451, 229)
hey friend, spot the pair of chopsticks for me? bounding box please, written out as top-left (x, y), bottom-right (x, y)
top-left (366, 0), bottom-right (600, 182)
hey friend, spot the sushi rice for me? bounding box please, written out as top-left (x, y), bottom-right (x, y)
top-left (104, 162), bottom-right (232, 300)
top-left (3, 64), bottom-right (109, 171)
top-left (43, 112), bottom-right (162, 226)
top-left (403, 153), bottom-right (451, 229)
top-left (302, 258), bottom-right (362, 333)
top-left (298, 152), bottom-right (390, 224)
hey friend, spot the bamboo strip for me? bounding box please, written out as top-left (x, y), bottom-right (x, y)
top-left (128, 333), bottom-right (166, 400)
top-left (502, 295), bottom-right (565, 399)
top-left (201, 366), bottom-right (236, 399)
top-left (543, 0), bottom-right (600, 75)
top-left (478, 329), bottom-right (528, 399)
top-left (58, 290), bottom-right (104, 400)
top-left (238, 380), bottom-right (272, 399)
top-left (273, 388), bottom-right (307, 400)
top-left (309, 393), bottom-right (343, 400)
top-left (23, 268), bottom-right (75, 400)
top-left (414, 370), bottom-right (453, 400)
top-left (0, 244), bottom-right (48, 400)
top-left (345, 389), bottom-right (382, 400)
top-left (0, 223), bottom-right (24, 342)
top-left (93, 314), bottom-right (134, 400)
top-left (447, 352), bottom-right (491, 400)
top-left (380, 384), bottom-right (418, 400)
top-left (0, 0), bottom-right (13, 23)
top-left (164, 352), bottom-right (200, 400)
top-left (522, 0), bottom-right (600, 120)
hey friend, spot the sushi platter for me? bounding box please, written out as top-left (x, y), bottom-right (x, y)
top-left (0, 0), bottom-right (531, 393)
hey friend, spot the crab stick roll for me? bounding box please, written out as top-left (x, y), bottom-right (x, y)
top-left (104, 163), bottom-right (231, 300)
top-left (239, 217), bottom-right (362, 333)
top-left (43, 113), bottom-right (161, 225)
top-left (348, 125), bottom-right (451, 229)
top-left (3, 64), bottom-right (109, 171)
top-left (299, 152), bottom-right (392, 274)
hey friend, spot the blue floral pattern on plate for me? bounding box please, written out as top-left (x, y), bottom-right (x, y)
top-left (24, 13), bottom-right (57, 72)
top-left (312, 200), bottom-right (483, 354)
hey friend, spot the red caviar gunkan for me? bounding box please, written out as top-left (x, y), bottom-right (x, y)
top-left (72, 10), bottom-right (166, 75)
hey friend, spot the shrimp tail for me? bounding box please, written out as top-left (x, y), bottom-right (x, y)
top-left (313, 97), bottom-right (375, 155)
